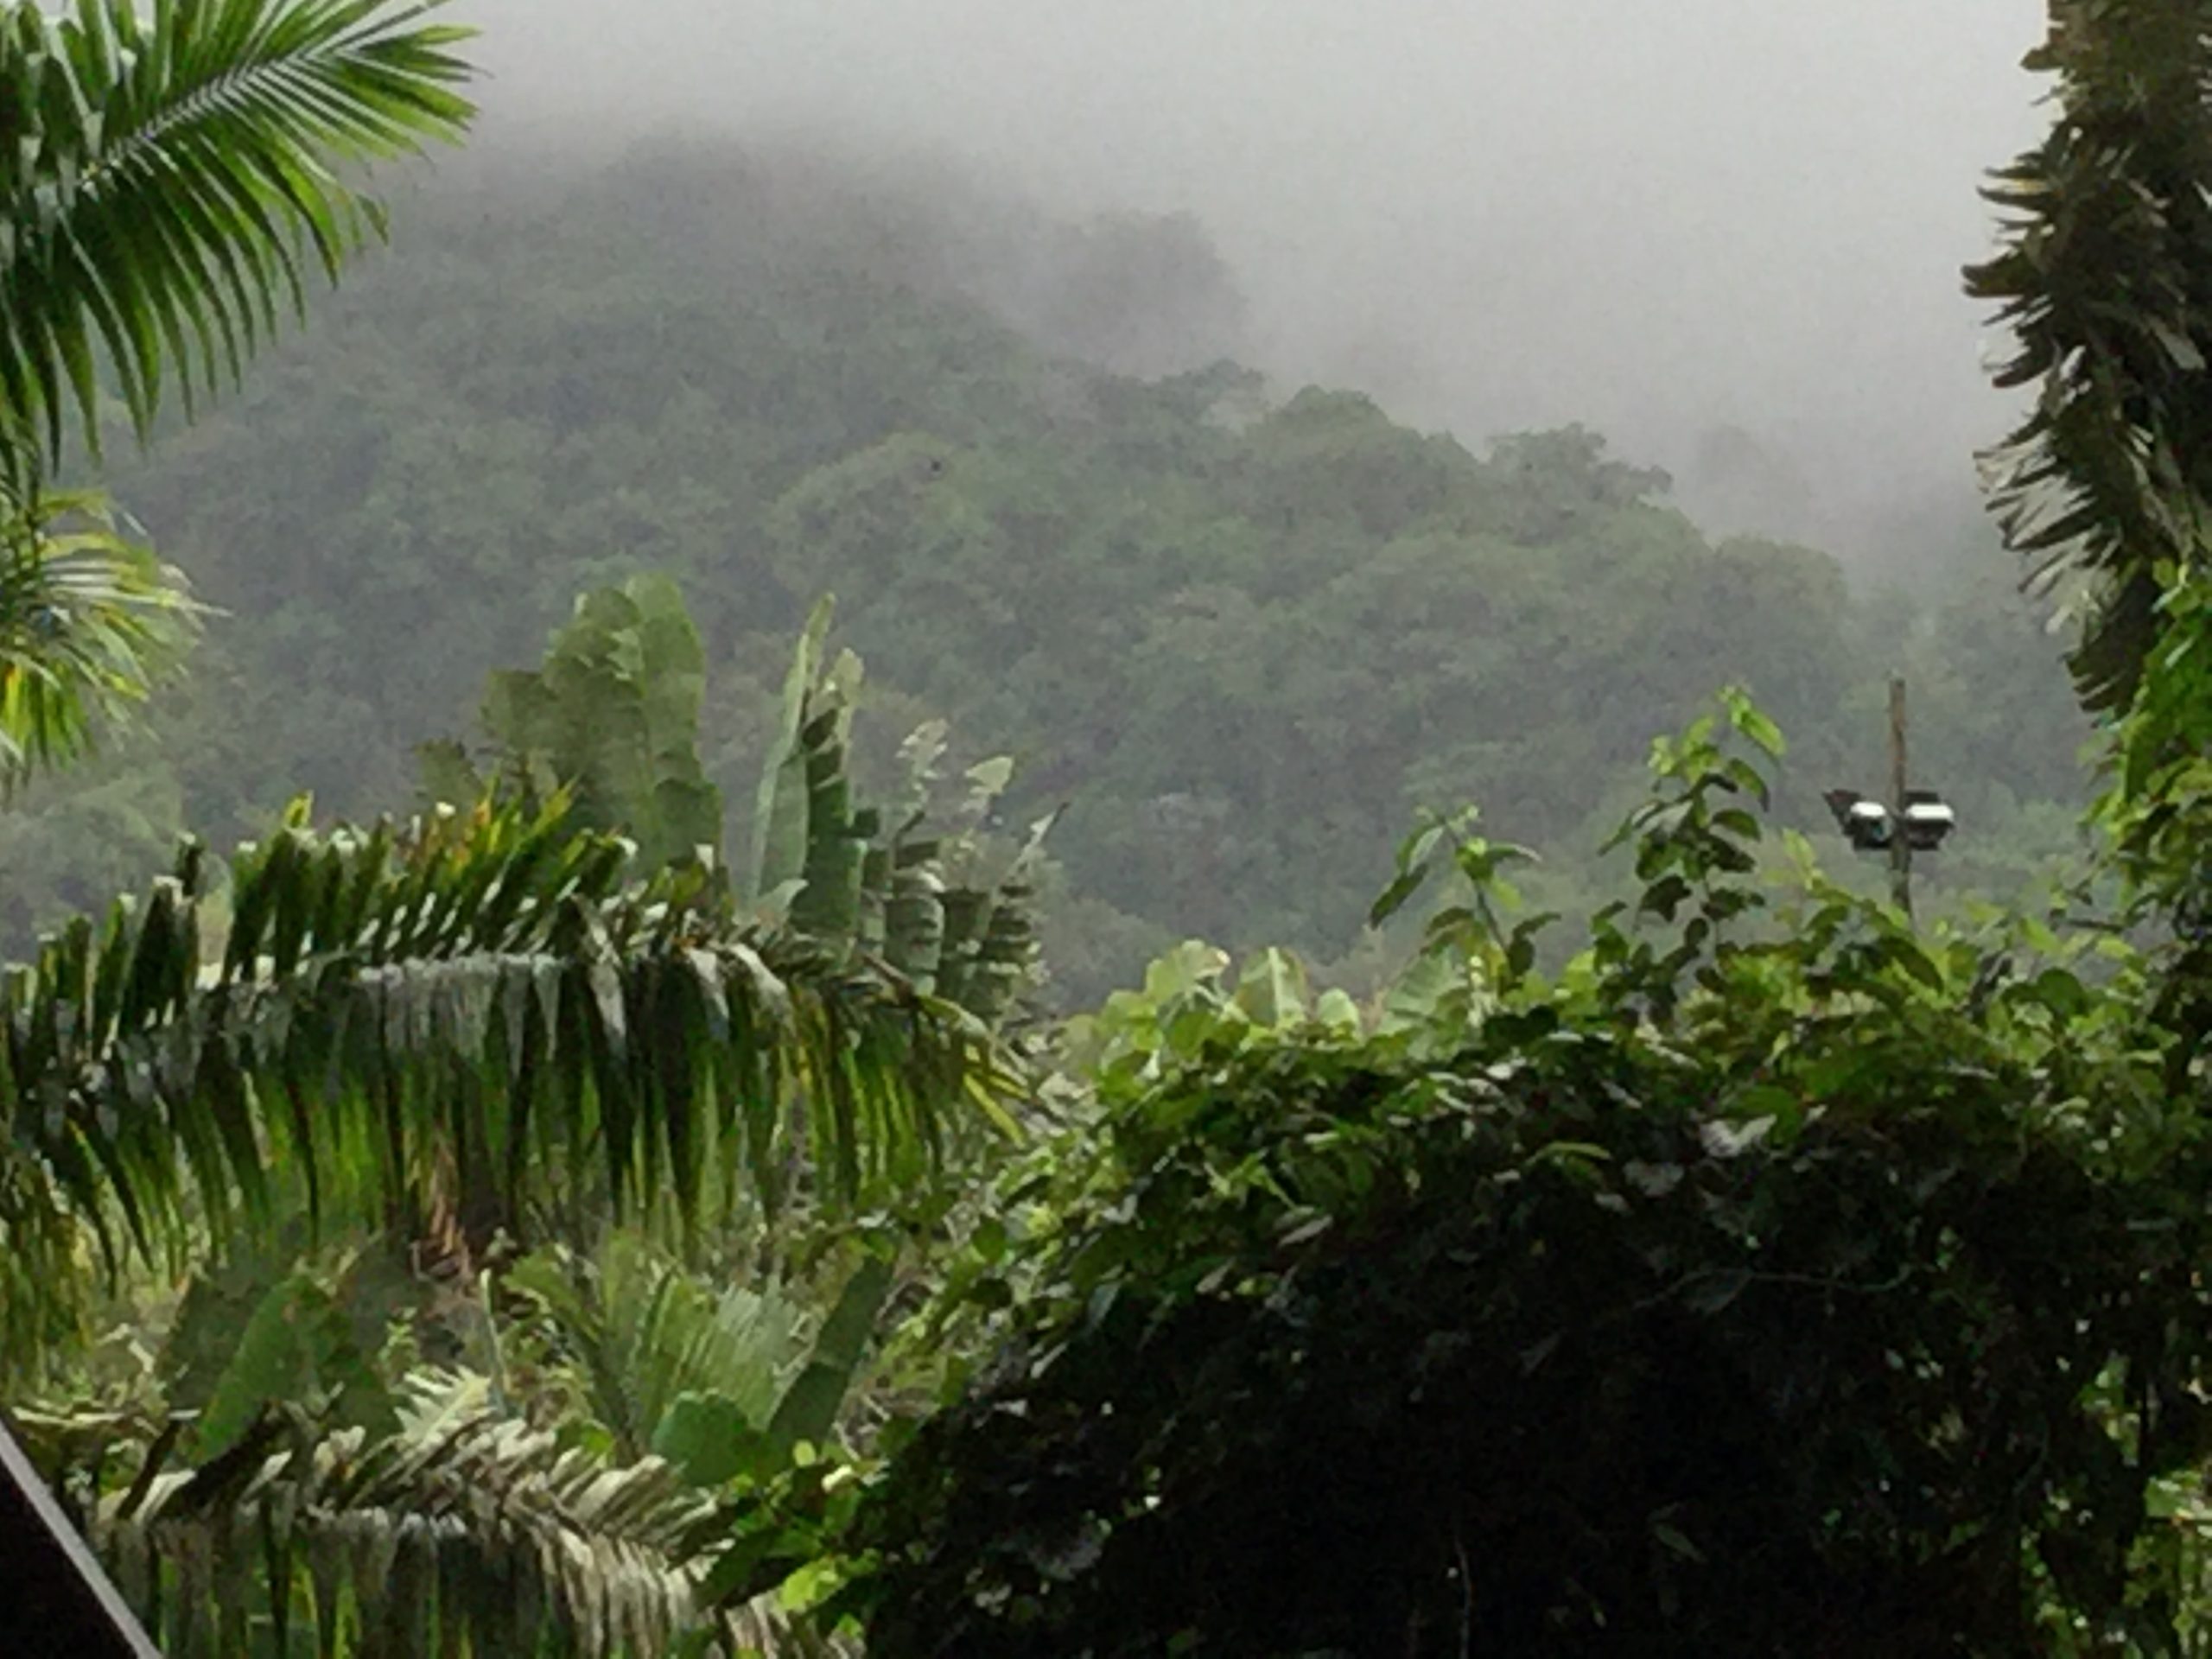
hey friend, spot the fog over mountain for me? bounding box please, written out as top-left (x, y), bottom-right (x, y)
top-left (448, 0), bottom-right (2046, 568)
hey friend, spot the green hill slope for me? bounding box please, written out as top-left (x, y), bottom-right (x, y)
top-left (5, 139), bottom-right (2093, 1004)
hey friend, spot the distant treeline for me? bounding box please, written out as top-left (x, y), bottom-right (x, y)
top-left (8, 137), bottom-right (2091, 1004)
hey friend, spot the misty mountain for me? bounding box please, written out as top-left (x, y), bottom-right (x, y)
top-left (455, 0), bottom-right (2049, 568)
top-left (4, 137), bottom-right (2089, 1002)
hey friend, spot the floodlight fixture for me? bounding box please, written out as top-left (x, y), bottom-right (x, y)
top-left (1901, 788), bottom-right (1956, 853)
top-left (1823, 789), bottom-right (1892, 853)
top-left (1826, 785), bottom-right (1956, 857)
top-left (1831, 676), bottom-right (1954, 919)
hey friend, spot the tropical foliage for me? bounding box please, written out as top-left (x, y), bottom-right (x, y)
top-left (1967, 0), bottom-right (2212, 904)
top-left (37, 1367), bottom-right (723, 1659)
top-left (420, 574), bottom-right (723, 879)
top-left (0, 520), bottom-right (1069, 1648)
top-left (0, 786), bottom-right (1007, 1376)
top-left (0, 0), bottom-right (474, 785)
top-left (22, 136), bottom-right (2091, 1010)
top-left (831, 699), bottom-right (2212, 1656)
top-left (0, 487), bottom-right (197, 785)
top-left (422, 580), bottom-right (1052, 1029)
top-left (0, 0), bottom-right (474, 479)
top-left (20, 2), bottom-right (2212, 1656)
top-left (19, 1226), bottom-right (898, 1656)
top-left (3, 583), bottom-right (1042, 1651)
top-left (792, 10), bottom-right (2212, 1651)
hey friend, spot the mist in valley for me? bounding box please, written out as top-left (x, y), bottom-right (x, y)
top-left (21, 7), bottom-right (2212, 1647)
top-left (456, 0), bottom-right (2050, 570)
top-left (0, 1), bottom-right (2094, 1005)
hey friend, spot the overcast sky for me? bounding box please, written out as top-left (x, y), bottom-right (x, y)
top-left (453, 0), bottom-right (2051, 550)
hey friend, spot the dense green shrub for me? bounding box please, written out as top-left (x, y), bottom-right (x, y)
top-left (836, 701), bottom-right (2212, 1656)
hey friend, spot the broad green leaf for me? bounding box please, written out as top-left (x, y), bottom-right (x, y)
top-left (751, 594), bottom-right (834, 898)
top-left (1232, 947), bottom-right (1308, 1028)
top-left (652, 1391), bottom-right (769, 1488)
top-left (763, 1254), bottom-right (894, 1462)
top-left (193, 1264), bottom-right (394, 1462)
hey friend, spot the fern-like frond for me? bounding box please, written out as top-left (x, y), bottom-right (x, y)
top-left (507, 1234), bottom-right (807, 1464)
top-left (1965, 4), bottom-right (2212, 713)
top-left (75, 1368), bottom-right (724, 1657)
top-left (0, 0), bottom-right (476, 480)
top-left (20, 1367), bottom-right (854, 1656)
top-left (0, 486), bottom-right (200, 786)
top-left (0, 796), bottom-right (1010, 1366)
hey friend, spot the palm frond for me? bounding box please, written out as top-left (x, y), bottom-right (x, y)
top-left (0, 0), bottom-right (476, 480)
top-left (506, 1234), bottom-right (807, 1465)
top-left (50, 1367), bottom-right (725, 1658)
top-left (1965, 4), bottom-right (2212, 712)
top-left (0, 485), bottom-right (200, 786)
top-left (0, 796), bottom-right (1010, 1366)
top-left (750, 608), bottom-right (1049, 1029)
top-left (21, 1367), bottom-right (852, 1656)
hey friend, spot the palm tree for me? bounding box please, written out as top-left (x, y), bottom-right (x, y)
top-left (0, 659), bottom-right (1028, 1651)
top-left (1967, 3), bottom-right (2212, 721)
top-left (0, 7), bottom-right (474, 1644)
top-left (0, 559), bottom-right (1042, 1652)
top-left (0, 17), bottom-right (1046, 1643)
top-left (0, 487), bottom-right (197, 785)
top-left (0, 792), bottom-right (1011, 1370)
top-left (0, 790), bottom-right (1009, 1656)
top-left (0, 0), bottom-right (474, 779)
top-left (25, 1367), bottom-right (730, 1659)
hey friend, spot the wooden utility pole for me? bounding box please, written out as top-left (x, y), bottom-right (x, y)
top-left (1888, 675), bottom-right (1913, 918)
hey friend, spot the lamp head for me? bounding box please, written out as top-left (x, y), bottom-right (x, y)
top-left (1824, 788), bottom-right (1893, 850)
top-left (1902, 789), bottom-right (1956, 852)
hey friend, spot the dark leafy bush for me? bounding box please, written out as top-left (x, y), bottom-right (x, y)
top-left (833, 696), bottom-right (2212, 1657)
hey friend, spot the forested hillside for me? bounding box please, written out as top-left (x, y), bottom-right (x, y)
top-left (10, 137), bottom-right (2090, 1004)
top-left (22, 5), bottom-right (2212, 1652)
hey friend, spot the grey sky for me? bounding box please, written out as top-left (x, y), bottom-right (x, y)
top-left (454, 0), bottom-right (2050, 552)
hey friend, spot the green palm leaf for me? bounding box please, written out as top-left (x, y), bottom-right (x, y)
top-left (0, 0), bottom-right (476, 481)
top-left (41, 1368), bottom-right (725, 1658)
top-left (0, 796), bottom-right (1010, 1365)
top-left (1966, 6), bottom-right (2212, 715)
top-left (0, 485), bottom-right (199, 785)
top-left (19, 1366), bottom-right (853, 1656)
top-left (507, 1233), bottom-right (808, 1465)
